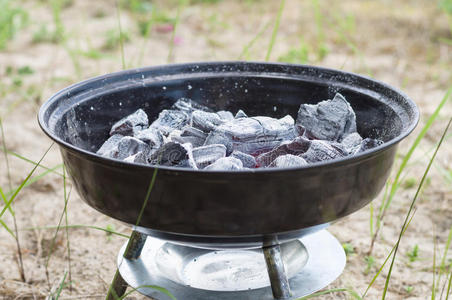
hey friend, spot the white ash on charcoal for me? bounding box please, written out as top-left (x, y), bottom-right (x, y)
top-left (301, 140), bottom-right (348, 163)
top-left (256, 137), bottom-right (311, 167)
top-left (148, 142), bottom-right (196, 168)
top-left (295, 93), bottom-right (356, 141)
top-left (171, 97), bottom-right (212, 113)
top-left (110, 109), bottom-right (148, 136)
top-left (235, 109), bottom-right (247, 118)
top-left (170, 127), bottom-right (207, 147)
top-left (192, 144), bottom-right (227, 169)
top-left (341, 132), bottom-right (363, 154)
top-left (117, 136), bottom-right (150, 160)
top-left (124, 151), bottom-right (148, 164)
top-left (96, 134), bottom-right (123, 158)
top-left (231, 151), bottom-right (257, 168)
top-left (96, 94), bottom-right (383, 170)
top-left (269, 154), bottom-right (308, 168)
top-left (358, 138), bottom-right (384, 152)
top-left (150, 109), bottom-right (190, 135)
top-left (204, 157), bottom-right (244, 170)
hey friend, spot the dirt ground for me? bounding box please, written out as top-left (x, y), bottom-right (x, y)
top-left (0, 0), bottom-right (451, 299)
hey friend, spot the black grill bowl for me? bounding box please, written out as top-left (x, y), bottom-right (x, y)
top-left (38, 62), bottom-right (418, 249)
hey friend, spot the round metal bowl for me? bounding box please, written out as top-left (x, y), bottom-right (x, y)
top-left (38, 62), bottom-right (419, 249)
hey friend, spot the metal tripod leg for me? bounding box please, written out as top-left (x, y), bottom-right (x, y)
top-left (263, 244), bottom-right (291, 299)
top-left (106, 230), bottom-right (147, 300)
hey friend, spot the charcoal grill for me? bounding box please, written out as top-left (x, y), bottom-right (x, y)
top-left (38, 62), bottom-right (419, 299)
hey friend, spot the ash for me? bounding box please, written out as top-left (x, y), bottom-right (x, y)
top-left (96, 94), bottom-right (383, 170)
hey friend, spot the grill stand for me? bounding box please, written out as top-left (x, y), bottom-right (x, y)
top-left (106, 230), bottom-right (146, 300)
top-left (263, 244), bottom-right (292, 299)
top-left (107, 230), bottom-right (345, 300)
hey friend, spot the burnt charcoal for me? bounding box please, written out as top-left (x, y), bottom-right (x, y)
top-left (256, 136), bottom-right (311, 167)
top-left (192, 144), bottom-right (227, 169)
top-left (210, 115), bottom-right (296, 155)
top-left (135, 127), bottom-right (164, 149)
top-left (269, 154), bottom-right (308, 168)
top-left (149, 142), bottom-right (196, 168)
top-left (172, 127), bottom-right (207, 147)
top-left (235, 109), bottom-right (248, 119)
top-left (96, 134), bottom-right (123, 158)
top-left (217, 110), bottom-right (235, 122)
top-left (124, 151), bottom-right (148, 164)
top-left (171, 98), bottom-right (212, 113)
top-left (204, 130), bottom-right (233, 154)
top-left (295, 93), bottom-right (357, 141)
top-left (192, 110), bottom-right (225, 132)
top-left (150, 109), bottom-right (189, 135)
top-left (204, 157), bottom-right (243, 170)
top-left (110, 109), bottom-right (148, 136)
top-left (341, 132), bottom-right (363, 154)
top-left (231, 151), bottom-right (257, 168)
top-left (358, 138), bottom-right (384, 152)
top-left (117, 136), bottom-right (150, 160)
top-left (301, 140), bottom-right (347, 163)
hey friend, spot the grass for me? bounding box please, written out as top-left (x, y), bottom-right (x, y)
top-left (369, 86), bottom-right (452, 255)
top-left (0, 0), bottom-right (28, 50)
top-left (1, 1), bottom-right (452, 299)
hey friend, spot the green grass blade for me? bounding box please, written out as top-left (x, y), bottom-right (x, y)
top-left (6, 164), bottom-right (63, 197)
top-left (437, 224), bottom-right (452, 291)
top-left (0, 186), bottom-right (14, 216)
top-left (115, 0), bottom-right (126, 69)
top-left (384, 86), bottom-right (452, 212)
top-left (4, 149), bottom-right (64, 177)
top-left (363, 208), bottom-right (417, 297)
top-left (0, 143), bottom-right (53, 218)
top-left (44, 186), bottom-right (72, 284)
top-left (167, 0), bottom-right (185, 63)
top-left (62, 165), bottom-right (72, 291)
top-left (54, 271), bottom-right (68, 299)
top-left (238, 20), bottom-right (272, 60)
top-left (297, 288), bottom-right (361, 299)
top-left (445, 271), bottom-right (452, 300)
top-left (432, 229), bottom-right (437, 300)
top-left (23, 224), bottom-right (130, 239)
top-left (0, 218), bottom-right (16, 239)
top-left (119, 285), bottom-right (176, 300)
top-left (381, 118), bottom-right (451, 299)
top-left (265, 0), bottom-right (285, 61)
top-left (0, 117), bottom-right (13, 191)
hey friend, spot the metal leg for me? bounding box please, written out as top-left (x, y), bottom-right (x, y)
top-left (263, 244), bottom-right (291, 299)
top-left (106, 230), bottom-right (147, 300)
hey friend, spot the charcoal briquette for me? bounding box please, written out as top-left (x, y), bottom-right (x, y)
top-left (124, 151), bottom-right (148, 164)
top-left (171, 97), bottom-right (212, 113)
top-left (235, 109), bottom-right (248, 118)
top-left (150, 109), bottom-right (189, 135)
top-left (117, 136), bottom-right (151, 160)
top-left (231, 151), bottom-right (256, 168)
top-left (341, 132), bottom-right (363, 154)
top-left (110, 109), bottom-right (148, 136)
top-left (295, 93), bottom-right (357, 141)
top-left (192, 110), bottom-right (225, 132)
top-left (192, 144), bottom-right (227, 169)
top-left (204, 157), bottom-right (243, 170)
top-left (301, 140), bottom-right (347, 163)
top-left (96, 134), bottom-right (123, 158)
top-left (269, 154), bottom-right (308, 168)
top-left (149, 142), bottom-right (196, 168)
top-left (217, 110), bottom-right (235, 121)
top-left (135, 127), bottom-right (164, 149)
top-left (358, 138), bottom-right (384, 152)
top-left (256, 136), bottom-right (311, 167)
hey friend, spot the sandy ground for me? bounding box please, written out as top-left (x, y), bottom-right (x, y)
top-left (0, 0), bottom-right (451, 299)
